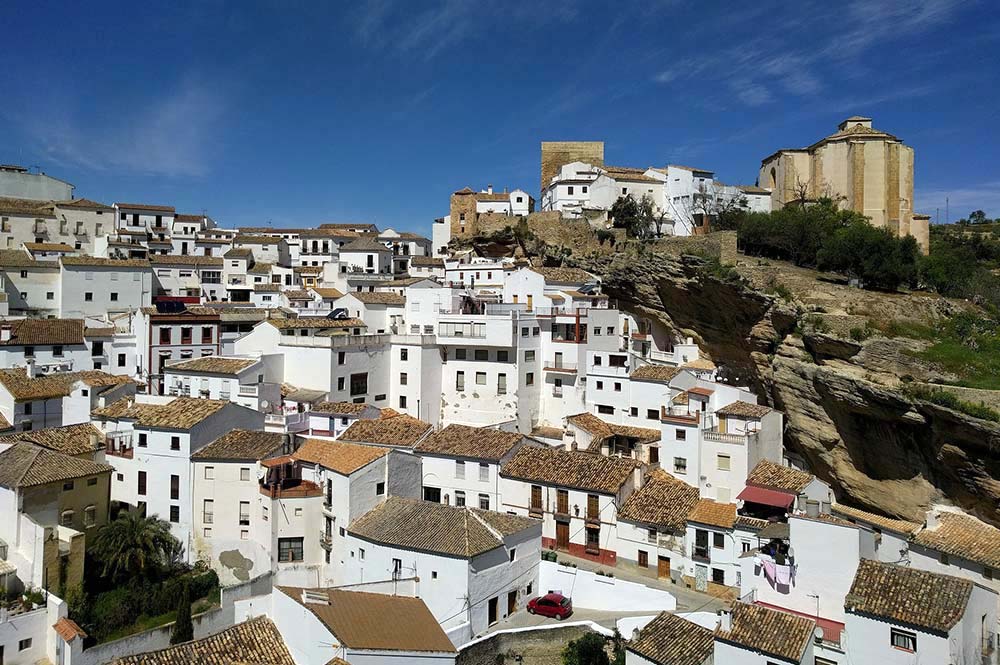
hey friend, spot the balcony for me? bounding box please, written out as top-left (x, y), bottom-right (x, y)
top-left (259, 478), bottom-right (323, 499)
top-left (702, 428), bottom-right (758, 446)
top-left (661, 406), bottom-right (700, 425)
top-left (692, 545), bottom-right (710, 564)
top-left (544, 361), bottom-right (577, 373)
top-left (320, 532), bottom-right (332, 551)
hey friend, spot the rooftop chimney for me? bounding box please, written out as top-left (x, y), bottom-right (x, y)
top-left (487, 184), bottom-right (494, 194)
top-left (301, 589), bottom-right (330, 605)
top-left (25, 359), bottom-right (35, 379)
top-left (718, 609), bottom-right (732, 632)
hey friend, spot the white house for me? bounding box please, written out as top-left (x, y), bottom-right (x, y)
top-left (500, 445), bottom-right (641, 565)
top-left (59, 256), bottom-right (152, 319)
top-left (0, 368), bottom-right (135, 433)
top-left (343, 496), bottom-right (542, 641)
top-left (413, 424), bottom-right (528, 510)
top-left (714, 601), bottom-right (816, 665)
top-left (626, 611), bottom-right (715, 665)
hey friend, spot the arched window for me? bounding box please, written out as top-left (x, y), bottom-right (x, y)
top-left (60, 510), bottom-right (74, 527)
top-left (769, 167), bottom-right (777, 190)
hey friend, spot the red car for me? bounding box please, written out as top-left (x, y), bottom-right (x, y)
top-left (527, 593), bottom-right (573, 620)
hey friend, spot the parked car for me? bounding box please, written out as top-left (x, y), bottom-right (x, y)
top-left (527, 593), bottom-right (573, 620)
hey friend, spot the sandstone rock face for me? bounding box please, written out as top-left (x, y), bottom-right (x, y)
top-left (577, 252), bottom-right (1000, 526)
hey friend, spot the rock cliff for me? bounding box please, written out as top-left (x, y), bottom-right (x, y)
top-left (575, 250), bottom-right (1000, 526)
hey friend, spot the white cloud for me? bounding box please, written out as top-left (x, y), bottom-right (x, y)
top-left (19, 77), bottom-right (226, 178)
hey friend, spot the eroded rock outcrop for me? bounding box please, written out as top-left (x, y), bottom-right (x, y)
top-left (575, 251), bottom-right (1000, 526)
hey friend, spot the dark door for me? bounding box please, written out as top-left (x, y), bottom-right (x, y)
top-left (507, 590), bottom-right (517, 615)
top-left (638, 550), bottom-right (648, 568)
top-left (488, 597), bottom-right (498, 625)
top-left (556, 521), bottom-right (570, 549)
top-left (658, 556), bottom-right (671, 578)
top-left (649, 446), bottom-right (659, 464)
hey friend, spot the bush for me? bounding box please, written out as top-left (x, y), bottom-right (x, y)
top-left (902, 384), bottom-right (1000, 422)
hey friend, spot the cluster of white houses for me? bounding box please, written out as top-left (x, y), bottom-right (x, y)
top-left (0, 165), bottom-right (995, 665)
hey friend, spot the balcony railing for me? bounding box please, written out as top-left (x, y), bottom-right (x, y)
top-left (702, 429), bottom-right (758, 446)
top-left (693, 545), bottom-right (710, 563)
top-left (544, 361), bottom-right (577, 373)
top-left (661, 406), bottom-right (700, 423)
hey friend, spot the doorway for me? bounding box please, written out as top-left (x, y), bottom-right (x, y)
top-left (507, 590), bottom-right (517, 616)
top-left (556, 521), bottom-right (570, 550)
top-left (658, 555), bottom-right (671, 579)
top-left (488, 597), bottom-right (499, 625)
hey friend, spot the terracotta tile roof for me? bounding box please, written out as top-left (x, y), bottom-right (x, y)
top-left (234, 235), bottom-right (282, 245)
top-left (912, 511), bottom-right (1000, 569)
top-left (0, 249), bottom-right (43, 267)
top-left (501, 446), bottom-right (639, 494)
top-left (113, 616), bottom-right (293, 665)
top-left (339, 413), bottom-right (431, 448)
top-left (619, 469), bottom-right (700, 530)
top-left (341, 238), bottom-right (390, 252)
top-left (174, 213), bottom-right (205, 222)
top-left (85, 326), bottom-right (115, 337)
top-left (687, 386), bottom-right (714, 397)
top-left (716, 400), bottom-right (773, 419)
top-left (0, 423), bottom-right (103, 456)
top-left (530, 425), bottom-right (564, 439)
top-left (293, 265), bottom-right (323, 275)
top-left (831, 503), bottom-right (921, 535)
top-left (284, 289), bottom-right (312, 300)
top-left (0, 318), bottom-right (85, 346)
top-left (0, 368), bottom-right (132, 401)
top-left (746, 460), bottom-right (813, 494)
top-left (25, 242), bottom-right (75, 252)
top-left (192, 430), bottom-right (286, 461)
top-left (415, 424), bottom-right (523, 462)
top-left (0, 197), bottom-right (55, 217)
top-left (681, 357), bottom-right (716, 371)
top-left (628, 611), bottom-right (714, 665)
top-left (715, 602), bottom-right (814, 663)
top-left (310, 287), bottom-right (344, 299)
top-left (253, 283), bottom-right (280, 293)
top-left (54, 198), bottom-right (113, 211)
top-left (61, 256), bottom-right (150, 268)
top-left (738, 185), bottom-right (771, 195)
top-left (0, 442), bottom-right (113, 489)
top-left (410, 256), bottom-right (444, 267)
top-left (630, 365), bottom-right (682, 383)
top-left (224, 247), bottom-right (253, 259)
top-left (293, 438), bottom-right (390, 475)
top-left (529, 266), bottom-right (593, 284)
top-left (310, 401), bottom-right (372, 415)
top-left (265, 318), bottom-right (366, 331)
top-left (687, 499), bottom-right (737, 529)
top-left (604, 166), bottom-right (660, 183)
top-left (164, 356), bottom-right (258, 375)
top-left (52, 617), bottom-right (87, 641)
top-left (347, 291), bottom-right (405, 305)
top-left (349, 496), bottom-right (537, 558)
top-left (116, 202), bottom-right (175, 212)
top-left (92, 396), bottom-right (228, 429)
top-left (566, 412), bottom-right (660, 449)
top-left (319, 222), bottom-right (378, 231)
top-left (846, 559), bottom-right (972, 633)
top-left (149, 255), bottom-right (223, 266)
top-left (276, 587), bottom-right (455, 654)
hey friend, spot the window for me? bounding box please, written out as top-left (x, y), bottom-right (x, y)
top-left (169, 505), bottom-right (179, 523)
top-left (24, 346), bottom-right (34, 358)
top-left (399, 395), bottom-right (407, 408)
top-left (62, 480), bottom-right (73, 491)
top-left (509, 548), bottom-right (516, 562)
top-left (376, 482), bottom-right (385, 495)
top-left (717, 454), bottom-right (731, 471)
top-left (202, 327), bottom-right (213, 343)
top-left (456, 371), bottom-right (465, 391)
top-left (497, 373), bottom-right (507, 394)
top-left (240, 467), bottom-right (251, 482)
top-left (278, 537), bottom-right (304, 562)
top-left (358, 548), bottom-right (365, 560)
top-left (556, 489), bottom-right (569, 514)
top-left (138, 471), bottom-right (147, 495)
top-left (61, 510), bottom-right (74, 526)
top-left (203, 499), bottom-right (214, 524)
top-left (568, 186), bottom-right (574, 195)
top-left (533, 327), bottom-right (539, 336)
top-left (349, 372), bottom-right (368, 396)
top-left (526, 372), bottom-right (534, 386)
top-left (521, 327), bottom-right (528, 337)
top-left (530, 485), bottom-right (542, 512)
top-left (239, 501), bottom-right (250, 525)
top-left (676, 429), bottom-right (686, 441)
top-left (424, 486), bottom-right (442, 503)
top-left (400, 348), bottom-right (408, 361)
top-left (392, 558), bottom-right (403, 577)
top-left (524, 350), bottom-right (535, 362)
top-left (646, 409), bottom-right (658, 420)
top-left (597, 404), bottom-right (614, 415)
top-left (711, 568), bottom-right (725, 584)
top-left (674, 457), bottom-right (687, 474)
top-left (84, 292), bottom-right (93, 301)
top-left (497, 350), bottom-right (509, 362)
top-left (479, 463), bottom-right (489, 482)
top-left (455, 348), bottom-right (467, 360)
top-left (337, 377), bottom-right (345, 391)
top-left (890, 628), bottom-right (916, 652)
top-left (638, 550), bottom-right (648, 568)
top-left (46, 291), bottom-right (54, 301)
top-left (479, 494), bottom-right (490, 510)
top-left (400, 372), bottom-right (408, 385)
top-left (630, 407), bottom-right (638, 417)
top-left (455, 491), bottom-right (466, 507)
top-left (614, 382), bottom-right (621, 392)
top-left (455, 460), bottom-right (466, 479)
top-left (110, 292), bottom-right (118, 302)
top-left (170, 474), bottom-right (179, 500)
top-left (475, 371), bottom-right (486, 385)
top-left (713, 532), bottom-right (725, 549)
top-left (170, 436), bottom-right (180, 450)
top-left (180, 327), bottom-right (193, 344)
top-left (159, 328), bottom-right (171, 344)
top-left (647, 527), bottom-right (657, 543)
top-left (338, 351), bottom-right (345, 365)
top-left (19, 638), bottom-right (32, 651)
top-left (585, 527), bottom-right (600, 552)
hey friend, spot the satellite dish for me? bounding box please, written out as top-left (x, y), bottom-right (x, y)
top-left (813, 626), bottom-right (825, 643)
top-left (260, 399), bottom-right (270, 409)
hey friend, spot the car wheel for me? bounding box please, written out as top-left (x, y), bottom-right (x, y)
top-left (556, 614), bottom-right (565, 621)
top-left (527, 607), bottom-right (535, 615)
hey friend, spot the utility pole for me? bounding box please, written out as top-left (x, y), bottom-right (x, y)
top-left (946, 197), bottom-right (949, 225)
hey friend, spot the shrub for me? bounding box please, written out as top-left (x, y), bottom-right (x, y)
top-left (902, 384), bottom-right (1000, 422)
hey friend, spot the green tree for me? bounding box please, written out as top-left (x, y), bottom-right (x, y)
top-left (816, 220), bottom-right (919, 291)
top-left (610, 195), bottom-right (661, 240)
top-left (90, 511), bottom-right (183, 583)
top-left (969, 210), bottom-right (988, 225)
top-left (562, 632), bottom-right (610, 665)
top-left (170, 580), bottom-right (194, 645)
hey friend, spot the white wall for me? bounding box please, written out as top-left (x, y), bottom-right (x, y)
top-left (538, 561), bottom-right (676, 613)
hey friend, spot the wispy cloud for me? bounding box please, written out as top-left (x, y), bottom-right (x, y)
top-left (916, 180), bottom-right (1000, 219)
top-left (15, 76), bottom-right (226, 178)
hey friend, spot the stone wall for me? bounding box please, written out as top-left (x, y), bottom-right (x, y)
top-left (458, 624), bottom-right (595, 665)
top-left (540, 141), bottom-right (604, 191)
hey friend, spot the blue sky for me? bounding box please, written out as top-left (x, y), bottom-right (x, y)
top-left (3, 0), bottom-right (999, 233)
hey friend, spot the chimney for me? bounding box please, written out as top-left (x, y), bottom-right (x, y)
top-left (0, 324), bottom-right (11, 343)
top-left (487, 184), bottom-right (493, 194)
top-left (925, 510), bottom-right (940, 530)
top-left (25, 359), bottom-right (35, 379)
top-left (633, 465), bottom-right (644, 489)
top-left (718, 609), bottom-right (732, 632)
top-left (562, 429), bottom-right (575, 452)
top-left (301, 589), bottom-right (329, 605)
top-left (806, 499), bottom-right (820, 518)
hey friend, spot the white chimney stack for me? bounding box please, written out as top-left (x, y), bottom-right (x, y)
top-left (25, 359), bottom-right (35, 379)
top-left (718, 609), bottom-right (732, 632)
top-left (487, 184), bottom-right (493, 194)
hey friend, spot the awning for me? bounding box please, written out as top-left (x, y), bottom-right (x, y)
top-left (737, 485), bottom-right (795, 509)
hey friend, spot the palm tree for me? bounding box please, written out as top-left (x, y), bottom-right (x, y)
top-left (91, 511), bottom-right (183, 582)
